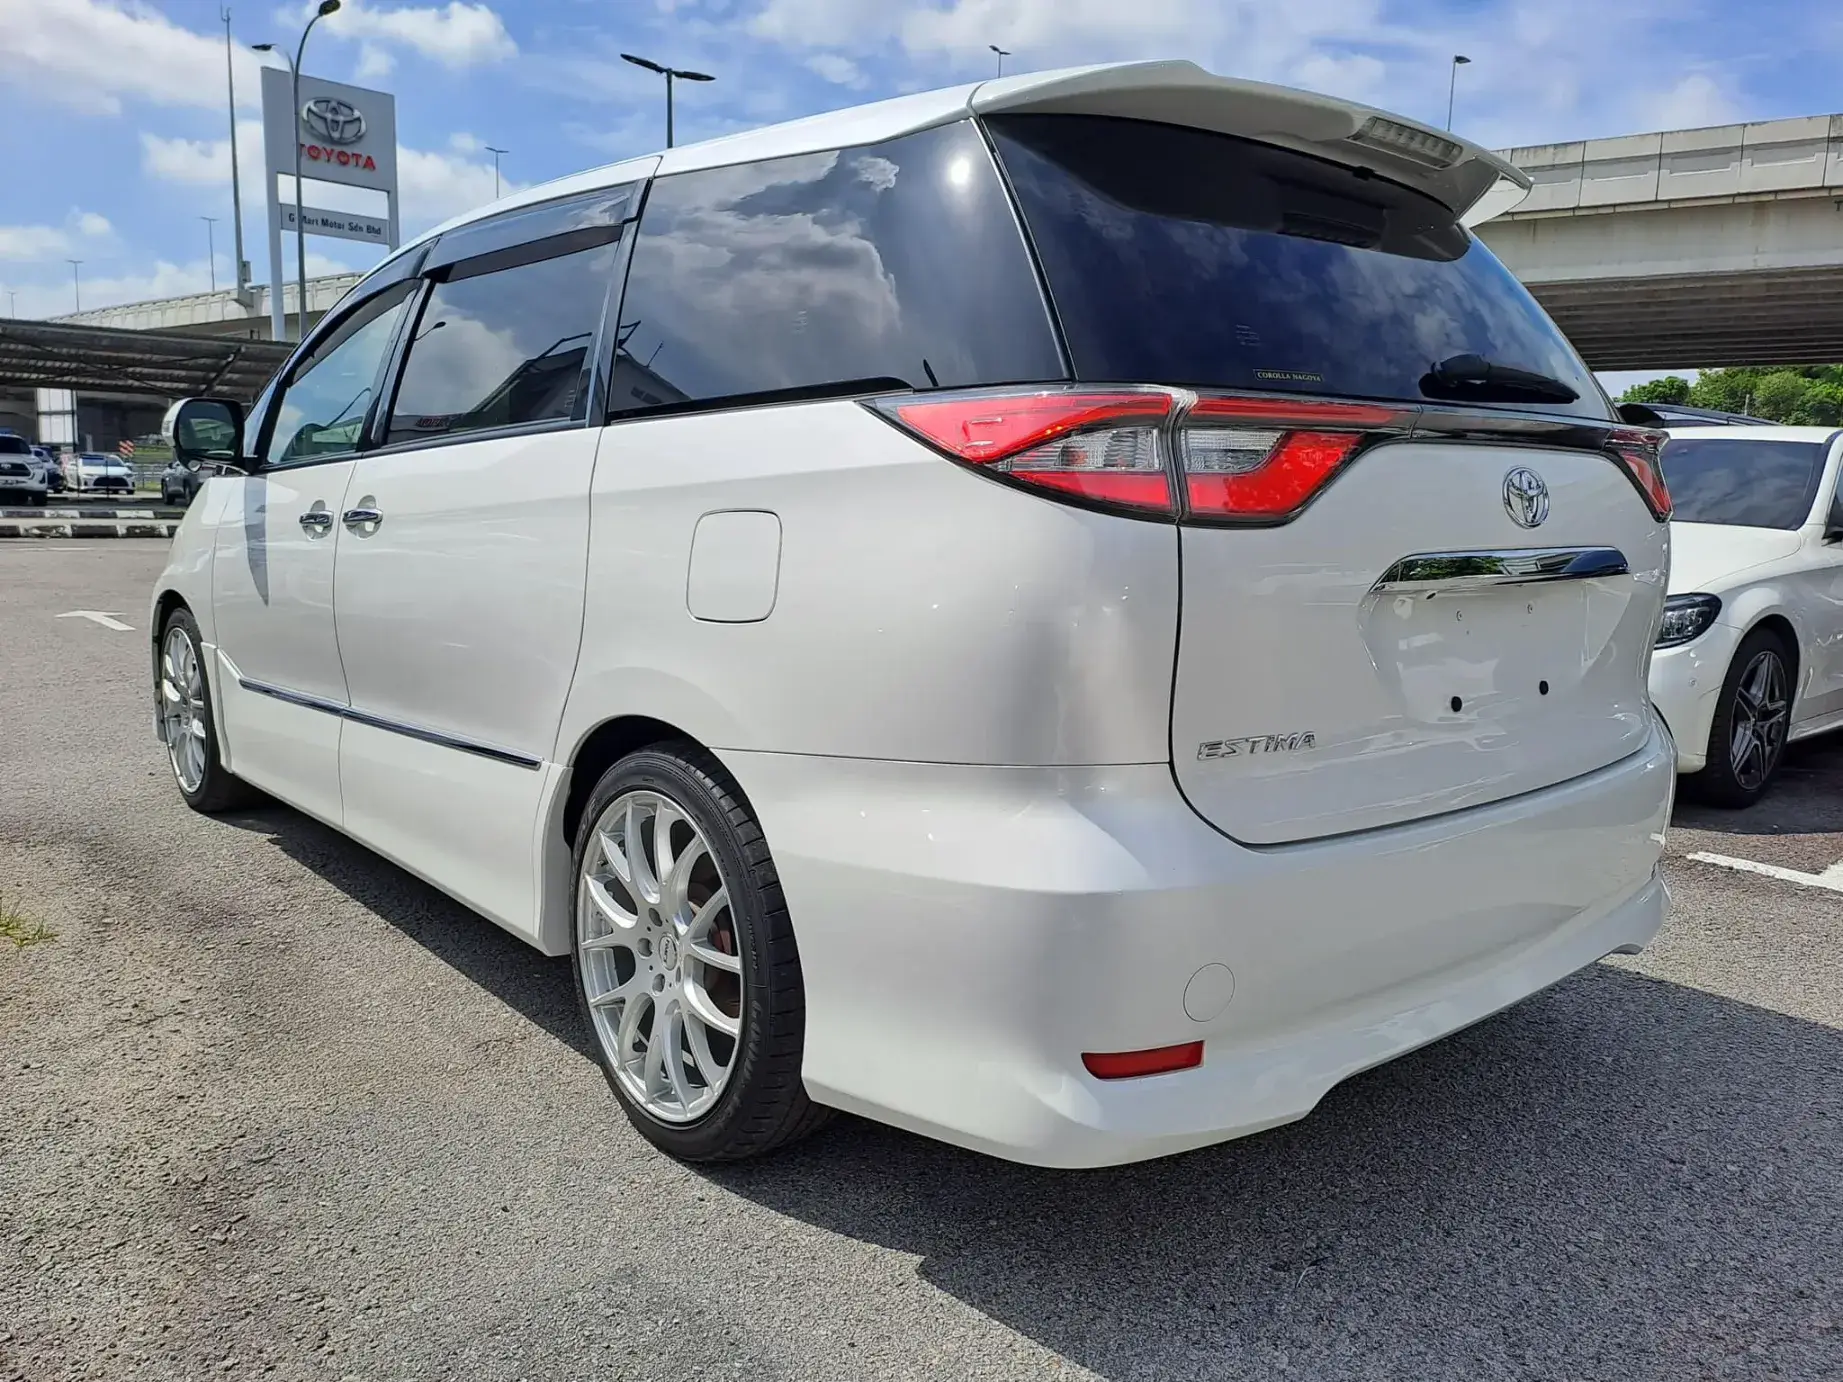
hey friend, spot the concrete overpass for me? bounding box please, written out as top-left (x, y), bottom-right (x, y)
top-left (54, 273), bottom-right (363, 341)
top-left (1479, 115), bottom-right (1843, 368)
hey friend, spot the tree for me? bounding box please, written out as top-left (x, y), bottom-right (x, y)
top-left (1617, 365), bottom-right (1843, 422)
top-left (1618, 375), bottom-right (1692, 405)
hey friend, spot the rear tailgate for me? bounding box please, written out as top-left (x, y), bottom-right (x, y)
top-left (1173, 432), bottom-right (1667, 842)
top-left (985, 107), bottom-right (1671, 844)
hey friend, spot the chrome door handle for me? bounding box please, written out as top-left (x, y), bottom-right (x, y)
top-left (298, 510), bottom-right (333, 531)
top-left (342, 507), bottom-right (383, 529)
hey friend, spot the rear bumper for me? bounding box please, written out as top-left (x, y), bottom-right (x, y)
top-left (725, 723), bottom-right (1674, 1168)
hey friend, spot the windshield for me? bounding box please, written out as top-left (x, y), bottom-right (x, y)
top-left (985, 113), bottom-right (1608, 419)
top-left (1661, 437), bottom-right (1829, 529)
top-left (0, 437), bottom-right (29, 454)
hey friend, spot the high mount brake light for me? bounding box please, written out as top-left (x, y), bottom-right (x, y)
top-left (1604, 426), bottom-right (1672, 521)
top-left (872, 388), bottom-right (1403, 522)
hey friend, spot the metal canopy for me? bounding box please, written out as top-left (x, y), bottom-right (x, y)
top-left (0, 319), bottom-right (291, 401)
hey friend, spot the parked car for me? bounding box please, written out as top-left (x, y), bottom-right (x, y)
top-left (1649, 425), bottom-right (1843, 805)
top-left (160, 458), bottom-right (205, 507)
top-left (70, 452), bottom-right (132, 493)
top-left (0, 435), bottom-right (48, 505)
top-left (149, 61), bottom-right (1674, 1169)
top-left (32, 446), bottom-right (65, 493)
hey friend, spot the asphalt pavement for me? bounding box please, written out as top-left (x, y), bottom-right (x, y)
top-left (2, 542), bottom-right (1839, 1382)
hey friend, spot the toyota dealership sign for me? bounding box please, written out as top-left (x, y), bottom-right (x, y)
top-left (260, 68), bottom-right (400, 337)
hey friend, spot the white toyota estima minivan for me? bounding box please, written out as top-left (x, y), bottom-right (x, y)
top-left (153, 62), bottom-right (1675, 1168)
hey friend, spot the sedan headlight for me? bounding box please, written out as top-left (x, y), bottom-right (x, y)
top-left (1656, 593), bottom-right (1722, 648)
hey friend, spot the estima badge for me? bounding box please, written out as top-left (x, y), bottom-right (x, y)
top-left (1198, 732), bottom-right (1316, 760)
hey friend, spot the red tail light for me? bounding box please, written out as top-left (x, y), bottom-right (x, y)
top-left (1605, 426), bottom-right (1672, 520)
top-left (872, 387), bottom-right (1406, 522)
top-left (882, 389), bottom-right (1175, 514)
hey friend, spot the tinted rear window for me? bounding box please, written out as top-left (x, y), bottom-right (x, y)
top-left (987, 114), bottom-right (1607, 419)
top-left (611, 119), bottom-right (1063, 415)
top-left (1661, 437), bottom-right (1828, 529)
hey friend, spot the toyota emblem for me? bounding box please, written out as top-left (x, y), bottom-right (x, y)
top-left (302, 96), bottom-right (366, 146)
top-left (1503, 467), bottom-right (1550, 528)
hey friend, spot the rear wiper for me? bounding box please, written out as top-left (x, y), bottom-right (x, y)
top-left (1420, 353), bottom-right (1580, 405)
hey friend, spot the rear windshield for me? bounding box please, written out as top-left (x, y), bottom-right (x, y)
top-left (1661, 437), bottom-right (1828, 529)
top-left (986, 114), bottom-right (1608, 420)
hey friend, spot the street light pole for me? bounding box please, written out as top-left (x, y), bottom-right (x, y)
top-left (486, 146), bottom-right (509, 199)
top-left (222, 7), bottom-right (249, 305)
top-left (66, 260), bottom-right (83, 314)
top-left (202, 217), bottom-right (219, 292)
top-left (621, 53), bottom-right (715, 150)
top-left (254, 0), bottom-right (340, 342)
top-left (989, 44), bottom-right (1010, 76)
top-left (1446, 54), bottom-right (1471, 130)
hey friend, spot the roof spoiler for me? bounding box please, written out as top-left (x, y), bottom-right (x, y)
top-left (969, 61), bottom-right (1531, 222)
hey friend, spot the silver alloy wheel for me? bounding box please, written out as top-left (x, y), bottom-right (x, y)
top-left (159, 625), bottom-right (209, 794)
top-left (578, 790), bottom-right (744, 1124)
top-left (1729, 646), bottom-right (1790, 793)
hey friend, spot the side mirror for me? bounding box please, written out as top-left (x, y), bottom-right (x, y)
top-left (162, 397), bottom-right (249, 473)
top-left (1826, 488), bottom-right (1843, 543)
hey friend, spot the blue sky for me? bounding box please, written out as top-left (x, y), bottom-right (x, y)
top-left (1, 0), bottom-right (1840, 381)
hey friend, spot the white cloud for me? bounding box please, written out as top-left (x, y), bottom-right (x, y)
top-left (0, 226), bottom-right (73, 262)
top-left (311, 0), bottom-right (517, 69)
top-left (355, 43), bottom-right (398, 81)
top-left (1637, 73), bottom-right (1739, 132)
top-left (397, 145), bottom-right (522, 226)
top-left (805, 53), bottom-right (869, 88)
top-left (0, 0), bottom-right (265, 115)
top-left (0, 211), bottom-right (119, 263)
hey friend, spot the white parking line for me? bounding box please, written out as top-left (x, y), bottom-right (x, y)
top-left (57, 610), bottom-right (133, 632)
top-left (1687, 851), bottom-right (1843, 893)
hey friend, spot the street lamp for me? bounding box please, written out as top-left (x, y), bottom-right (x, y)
top-left (1446, 54), bottom-right (1471, 130)
top-left (989, 44), bottom-right (1010, 76)
top-left (486, 145), bottom-right (509, 199)
top-left (620, 52), bottom-right (714, 149)
top-left (66, 260), bottom-right (83, 314)
top-left (201, 216), bottom-right (219, 292)
top-left (253, 0), bottom-right (340, 343)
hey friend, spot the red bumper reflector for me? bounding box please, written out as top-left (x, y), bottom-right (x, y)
top-left (1081, 1041), bottom-right (1204, 1080)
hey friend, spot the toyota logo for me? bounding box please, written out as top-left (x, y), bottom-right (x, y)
top-left (1503, 467), bottom-right (1550, 528)
top-left (302, 97), bottom-right (366, 146)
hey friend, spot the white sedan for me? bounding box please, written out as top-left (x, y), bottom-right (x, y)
top-left (69, 452), bottom-right (134, 493)
top-left (1650, 425), bottom-right (1843, 805)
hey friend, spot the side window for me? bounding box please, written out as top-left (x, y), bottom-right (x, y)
top-left (264, 282), bottom-right (416, 465)
top-left (610, 118), bottom-right (1064, 416)
top-left (384, 238), bottom-right (620, 445)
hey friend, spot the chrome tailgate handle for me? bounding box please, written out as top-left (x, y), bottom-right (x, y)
top-left (1372, 547), bottom-right (1628, 594)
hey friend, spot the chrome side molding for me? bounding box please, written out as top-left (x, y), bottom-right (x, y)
top-left (1372, 547), bottom-right (1628, 593)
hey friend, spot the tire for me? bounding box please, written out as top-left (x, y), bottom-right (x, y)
top-left (157, 608), bottom-right (262, 814)
top-left (29, 492), bottom-right (45, 507)
top-left (1688, 626), bottom-right (1795, 809)
top-left (569, 742), bottom-right (830, 1162)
